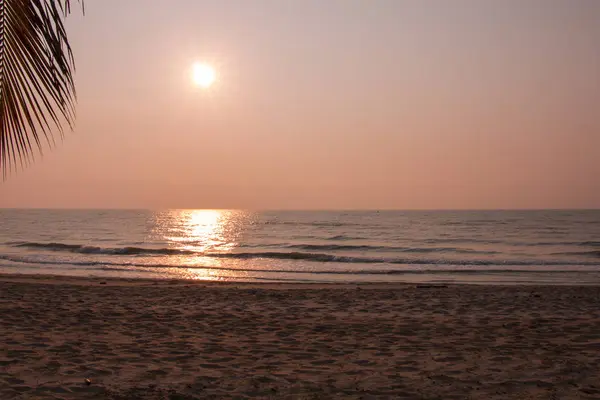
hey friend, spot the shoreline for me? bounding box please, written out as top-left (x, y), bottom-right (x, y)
top-left (2, 269), bottom-right (600, 287)
top-left (0, 272), bottom-right (412, 289)
top-left (1, 270), bottom-right (599, 288)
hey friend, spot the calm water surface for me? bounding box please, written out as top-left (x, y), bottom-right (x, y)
top-left (1, 210), bottom-right (599, 284)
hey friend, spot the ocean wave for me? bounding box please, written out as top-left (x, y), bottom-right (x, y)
top-left (286, 244), bottom-right (387, 251)
top-left (12, 241), bottom-right (498, 257)
top-left (417, 239), bottom-right (600, 247)
top-left (2, 249), bottom-right (600, 267)
top-left (285, 243), bottom-right (499, 254)
top-left (420, 238), bottom-right (505, 245)
top-left (514, 241), bottom-right (600, 247)
top-left (581, 241), bottom-right (600, 247)
top-left (551, 251), bottom-right (600, 258)
top-left (1, 254), bottom-right (599, 275)
top-left (264, 221), bottom-right (353, 227)
top-left (325, 235), bottom-right (367, 241)
top-left (12, 238), bottom-right (598, 252)
top-left (11, 242), bottom-right (195, 256)
top-left (197, 252), bottom-right (600, 266)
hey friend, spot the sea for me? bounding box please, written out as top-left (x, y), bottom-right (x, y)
top-left (1, 209), bottom-right (599, 284)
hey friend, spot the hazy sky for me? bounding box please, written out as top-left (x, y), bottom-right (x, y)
top-left (1, 0), bottom-right (599, 209)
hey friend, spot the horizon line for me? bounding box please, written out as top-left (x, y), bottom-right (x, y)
top-left (1, 207), bottom-right (599, 212)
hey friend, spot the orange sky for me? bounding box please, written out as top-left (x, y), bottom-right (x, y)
top-left (1, 0), bottom-right (599, 209)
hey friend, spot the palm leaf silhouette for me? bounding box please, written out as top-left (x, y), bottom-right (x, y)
top-left (0, 0), bottom-right (81, 178)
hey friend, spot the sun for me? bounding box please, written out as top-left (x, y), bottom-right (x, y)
top-left (192, 62), bottom-right (216, 88)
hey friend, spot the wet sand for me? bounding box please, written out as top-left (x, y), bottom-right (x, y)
top-left (1, 274), bottom-right (600, 399)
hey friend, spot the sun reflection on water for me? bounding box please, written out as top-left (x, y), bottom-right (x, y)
top-left (150, 210), bottom-right (254, 280)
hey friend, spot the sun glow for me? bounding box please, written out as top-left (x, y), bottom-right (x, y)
top-left (150, 210), bottom-right (255, 281)
top-left (168, 209), bottom-right (243, 253)
top-left (192, 62), bottom-right (216, 88)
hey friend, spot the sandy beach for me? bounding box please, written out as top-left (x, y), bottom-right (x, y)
top-left (1, 275), bottom-right (600, 399)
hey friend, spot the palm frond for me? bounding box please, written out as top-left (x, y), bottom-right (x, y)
top-left (0, 0), bottom-right (81, 178)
